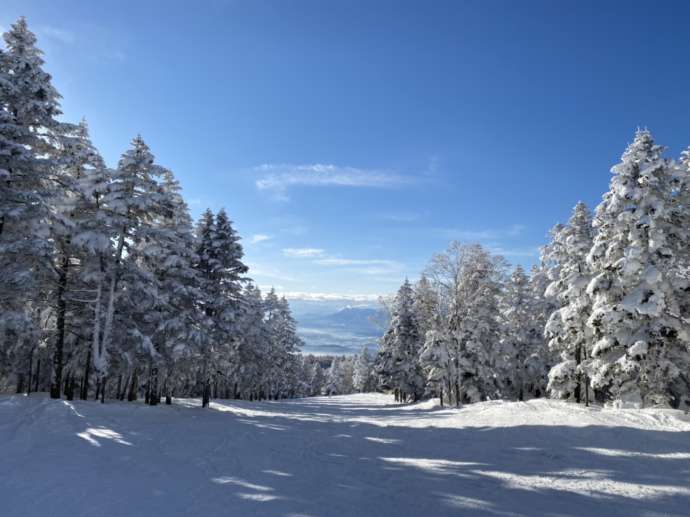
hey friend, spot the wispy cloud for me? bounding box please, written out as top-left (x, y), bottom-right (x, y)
top-left (38, 26), bottom-right (76, 45)
top-left (254, 163), bottom-right (411, 200)
top-left (250, 234), bottom-right (272, 244)
top-left (283, 248), bottom-right (326, 258)
top-left (247, 263), bottom-right (296, 283)
top-left (280, 291), bottom-right (382, 302)
top-left (435, 224), bottom-right (527, 242)
top-left (284, 246), bottom-right (403, 276)
top-left (486, 246), bottom-right (540, 258)
top-left (381, 212), bottom-right (423, 223)
top-left (314, 258), bottom-right (399, 268)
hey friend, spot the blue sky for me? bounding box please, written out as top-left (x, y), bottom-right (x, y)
top-left (4, 0), bottom-right (690, 298)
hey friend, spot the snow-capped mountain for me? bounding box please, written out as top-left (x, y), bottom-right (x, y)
top-left (287, 299), bottom-right (388, 355)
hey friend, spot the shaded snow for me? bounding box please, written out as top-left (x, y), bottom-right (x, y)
top-left (1, 394), bottom-right (690, 516)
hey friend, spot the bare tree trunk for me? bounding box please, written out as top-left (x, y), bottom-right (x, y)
top-left (80, 346), bottom-right (90, 400)
top-left (455, 380), bottom-right (461, 407)
top-left (201, 362), bottom-right (210, 408)
top-left (50, 254), bottom-right (69, 399)
top-left (119, 373), bottom-right (129, 401)
top-left (27, 351), bottom-right (33, 396)
top-left (574, 344), bottom-right (582, 404)
top-left (446, 379), bottom-right (452, 407)
top-left (34, 357), bottom-right (40, 393)
top-left (95, 378), bottom-right (101, 401)
top-left (100, 377), bottom-right (106, 403)
top-left (66, 374), bottom-right (75, 401)
top-left (165, 375), bottom-right (172, 405)
top-left (16, 373), bottom-right (24, 394)
top-left (439, 387), bottom-right (444, 408)
top-left (128, 369), bottom-right (138, 401)
top-left (150, 366), bottom-right (159, 406)
top-left (116, 374), bottom-right (123, 401)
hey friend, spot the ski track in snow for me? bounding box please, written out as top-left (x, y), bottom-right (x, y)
top-left (1, 394), bottom-right (690, 516)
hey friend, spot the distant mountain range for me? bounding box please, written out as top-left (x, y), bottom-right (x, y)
top-left (287, 300), bottom-right (388, 356)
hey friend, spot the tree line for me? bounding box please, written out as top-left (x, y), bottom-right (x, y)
top-left (376, 130), bottom-right (690, 409)
top-left (0, 17), bottom-right (319, 405)
top-left (3, 17), bottom-right (689, 411)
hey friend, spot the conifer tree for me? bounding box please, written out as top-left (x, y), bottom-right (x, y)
top-left (376, 280), bottom-right (424, 402)
top-left (545, 202), bottom-right (594, 402)
top-left (586, 131), bottom-right (689, 407)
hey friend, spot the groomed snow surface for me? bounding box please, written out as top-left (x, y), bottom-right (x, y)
top-left (2, 394), bottom-right (690, 516)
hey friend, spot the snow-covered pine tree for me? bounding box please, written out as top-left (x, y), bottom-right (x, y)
top-left (306, 356), bottom-right (327, 396)
top-left (448, 244), bottom-right (505, 403)
top-left (0, 18), bottom-right (65, 393)
top-left (92, 136), bottom-right (163, 401)
top-left (136, 167), bottom-right (202, 405)
top-left (324, 356), bottom-right (355, 395)
top-left (234, 283), bottom-right (270, 400)
top-left (353, 346), bottom-right (376, 392)
top-left (418, 313), bottom-right (452, 406)
top-left (265, 293), bottom-right (302, 399)
top-left (376, 279), bottom-right (424, 402)
top-left (586, 130), bottom-right (689, 407)
top-left (500, 265), bottom-right (545, 401)
top-left (194, 208), bottom-right (248, 406)
top-left (413, 274), bottom-right (439, 339)
top-left (545, 202), bottom-right (594, 402)
top-left (47, 120), bottom-right (111, 399)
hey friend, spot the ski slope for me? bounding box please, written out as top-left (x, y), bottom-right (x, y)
top-left (2, 393), bottom-right (690, 516)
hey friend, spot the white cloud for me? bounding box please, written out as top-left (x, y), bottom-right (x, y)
top-left (487, 246), bottom-right (540, 258)
top-left (382, 212), bottom-right (423, 223)
top-left (435, 224), bottom-right (527, 242)
top-left (280, 291), bottom-right (382, 302)
top-left (314, 258), bottom-right (401, 270)
top-left (282, 248), bottom-right (326, 258)
top-left (250, 234), bottom-right (272, 244)
top-left (284, 247), bottom-right (404, 276)
top-left (247, 263), bottom-right (296, 282)
top-left (254, 163), bottom-right (410, 200)
top-left (38, 26), bottom-right (75, 44)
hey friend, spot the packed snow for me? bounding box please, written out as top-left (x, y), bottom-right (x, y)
top-left (2, 393), bottom-right (690, 516)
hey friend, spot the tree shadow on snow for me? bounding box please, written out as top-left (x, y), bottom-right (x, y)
top-left (2, 395), bottom-right (690, 517)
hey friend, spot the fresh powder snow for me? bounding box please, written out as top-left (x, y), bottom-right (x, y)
top-left (2, 393), bottom-right (690, 516)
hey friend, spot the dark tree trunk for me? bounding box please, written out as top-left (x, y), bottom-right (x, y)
top-left (81, 347), bottom-right (91, 400)
top-left (574, 344), bottom-right (582, 404)
top-left (116, 374), bottom-right (123, 401)
top-left (95, 378), bottom-right (101, 401)
top-left (66, 374), bottom-right (75, 401)
top-left (119, 374), bottom-right (128, 401)
top-left (100, 377), bottom-right (106, 403)
top-left (27, 352), bottom-right (33, 396)
top-left (50, 255), bottom-right (69, 399)
top-left (16, 373), bottom-right (24, 394)
top-left (202, 381), bottom-right (210, 408)
top-left (455, 380), bottom-right (461, 407)
top-left (149, 367), bottom-right (159, 406)
top-left (446, 379), bottom-right (453, 407)
top-left (34, 358), bottom-right (41, 393)
top-left (128, 369), bottom-right (138, 401)
top-left (439, 387), bottom-right (444, 408)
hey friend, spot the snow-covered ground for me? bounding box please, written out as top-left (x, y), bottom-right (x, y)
top-left (2, 394), bottom-right (690, 516)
